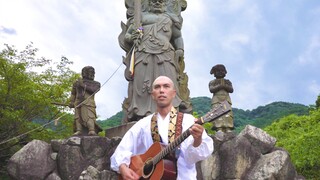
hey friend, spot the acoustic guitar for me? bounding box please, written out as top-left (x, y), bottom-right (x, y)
top-left (119, 100), bottom-right (231, 180)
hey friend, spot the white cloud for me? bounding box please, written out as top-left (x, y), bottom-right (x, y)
top-left (0, 0), bottom-right (127, 119)
top-left (1, 0), bottom-right (319, 119)
top-left (309, 80), bottom-right (320, 95)
top-left (245, 59), bottom-right (265, 78)
top-left (211, 0), bottom-right (247, 13)
top-left (232, 81), bottom-right (260, 110)
top-left (297, 35), bottom-right (320, 65)
top-left (221, 33), bottom-right (250, 53)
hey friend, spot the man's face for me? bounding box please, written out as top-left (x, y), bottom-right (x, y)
top-left (152, 76), bottom-right (176, 108)
top-left (149, 0), bottom-right (165, 13)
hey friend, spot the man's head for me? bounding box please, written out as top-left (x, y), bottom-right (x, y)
top-left (82, 66), bottom-right (95, 80)
top-left (152, 76), bottom-right (176, 108)
top-left (149, 0), bottom-right (166, 13)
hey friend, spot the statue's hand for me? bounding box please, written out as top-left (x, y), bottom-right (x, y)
top-left (225, 79), bottom-right (232, 86)
top-left (175, 49), bottom-right (184, 62)
top-left (124, 66), bottom-right (133, 81)
top-left (131, 27), bottom-right (143, 46)
top-left (133, 38), bottom-right (141, 46)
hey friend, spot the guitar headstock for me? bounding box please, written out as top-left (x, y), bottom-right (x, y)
top-left (197, 100), bottom-right (232, 124)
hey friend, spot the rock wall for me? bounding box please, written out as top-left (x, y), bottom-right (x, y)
top-left (199, 125), bottom-right (304, 180)
top-left (7, 125), bottom-right (305, 180)
top-left (7, 136), bottom-right (120, 180)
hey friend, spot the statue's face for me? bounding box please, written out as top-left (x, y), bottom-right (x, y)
top-left (214, 68), bottom-right (226, 78)
top-left (87, 68), bottom-right (95, 80)
top-left (82, 67), bottom-right (95, 80)
top-left (149, 0), bottom-right (165, 13)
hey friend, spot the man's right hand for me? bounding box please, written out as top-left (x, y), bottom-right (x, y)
top-left (119, 164), bottom-right (140, 180)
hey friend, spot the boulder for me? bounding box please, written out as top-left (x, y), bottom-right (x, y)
top-left (199, 125), bottom-right (302, 180)
top-left (46, 171), bottom-right (62, 180)
top-left (57, 136), bottom-right (115, 180)
top-left (239, 125), bottom-right (277, 154)
top-left (7, 140), bottom-right (55, 180)
top-left (245, 150), bottom-right (297, 180)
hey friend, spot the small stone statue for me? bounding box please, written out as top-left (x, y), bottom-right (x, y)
top-left (209, 64), bottom-right (234, 133)
top-left (68, 66), bottom-right (102, 136)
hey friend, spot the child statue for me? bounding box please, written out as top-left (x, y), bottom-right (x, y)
top-left (209, 64), bottom-right (234, 133)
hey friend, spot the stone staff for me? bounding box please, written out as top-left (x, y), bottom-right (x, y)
top-left (129, 0), bottom-right (143, 75)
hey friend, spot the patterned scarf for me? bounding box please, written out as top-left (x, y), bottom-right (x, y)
top-left (151, 107), bottom-right (177, 144)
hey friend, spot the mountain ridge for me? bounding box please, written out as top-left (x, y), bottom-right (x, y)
top-left (97, 96), bottom-right (309, 131)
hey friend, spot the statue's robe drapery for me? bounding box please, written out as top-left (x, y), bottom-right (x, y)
top-left (127, 13), bottom-right (182, 120)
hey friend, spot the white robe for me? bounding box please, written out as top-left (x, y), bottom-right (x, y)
top-left (110, 113), bottom-right (214, 180)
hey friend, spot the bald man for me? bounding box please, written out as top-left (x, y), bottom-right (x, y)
top-left (111, 76), bottom-right (213, 180)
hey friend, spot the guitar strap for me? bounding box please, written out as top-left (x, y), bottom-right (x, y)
top-left (175, 111), bottom-right (183, 158)
top-left (175, 112), bottom-right (183, 139)
top-left (151, 107), bottom-right (183, 158)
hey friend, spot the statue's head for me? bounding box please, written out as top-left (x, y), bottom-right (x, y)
top-left (149, 0), bottom-right (166, 13)
top-left (82, 66), bottom-right (95, 80)
top-left (210, 64), bottom-right (227, 78)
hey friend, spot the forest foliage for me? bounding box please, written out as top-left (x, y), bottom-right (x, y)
top-left (264, 108), bottom-right (320, 179)
top-left (97, 111), bottom-right (123, 129)
top-left (0, 44), bottom-right (77, 177)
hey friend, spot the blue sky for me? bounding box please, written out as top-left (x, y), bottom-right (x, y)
top-left (1, 0), bottom-right (319, 119)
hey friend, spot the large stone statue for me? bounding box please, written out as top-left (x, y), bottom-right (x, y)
top-left (209, 64), bottom-right (234, 132)
top-left (68, 66), bottom-right (102, 136)
top-left (119, 0), bottom-right (192, 122)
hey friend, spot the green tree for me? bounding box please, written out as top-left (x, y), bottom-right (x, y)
top-left (191, 96), bottom-right (211, 117)
top-left (97, 111), bottom-right (124, 129)
top-left (0, 44), bottom-right (78, 177)
top-left (264, 109), bottom-right (320, 179)
top-left (316, 94), bottom-right (320, 109)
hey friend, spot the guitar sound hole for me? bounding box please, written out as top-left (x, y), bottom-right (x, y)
top-left (143, 160), bottom-right (154, 178)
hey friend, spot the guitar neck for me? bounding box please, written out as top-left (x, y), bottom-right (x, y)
top-left (152, 125), bottom-right (192, 164)
top-left (153, 118), bottom-right (207, 164)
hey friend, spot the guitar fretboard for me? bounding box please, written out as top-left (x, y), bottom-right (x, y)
top-left (152, 127), bottom-right (192, 164)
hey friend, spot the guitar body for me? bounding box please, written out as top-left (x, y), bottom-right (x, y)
top-left (119, 142), bottom-right (176, 180)
top-left (162, 159), bottom-right (177, 179)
